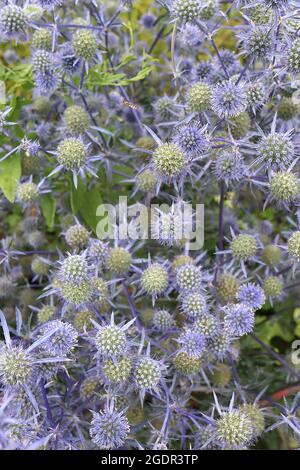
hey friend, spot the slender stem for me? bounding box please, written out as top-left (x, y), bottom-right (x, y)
top-left (122, 281), bottom-right (143, 330)
top-left (40, 380), bottom-right (57, 428)
top-left (218, 181), bottom-right (225, 252)
top-left (171, 20), bottom-right (178, 80)
top-left (122, 281), bottom-right (168, 352)
top-left (235, 57), bottom-right (251, 85)
top-left (210, 37), bottom-right (229, 80)
top-left (149, 24), bottom-right (167, 54)
top-left (251, 333), bottom-right (300, 381)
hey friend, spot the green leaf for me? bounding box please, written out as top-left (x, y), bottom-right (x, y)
top-left (0, 153), bottom-right (21, 202)
top-left (41, 194), bottom-right (57, 230)
top-left (257, 317), bottom-right (294, 343)
top-left (70, 179), bottom-right (103, 234)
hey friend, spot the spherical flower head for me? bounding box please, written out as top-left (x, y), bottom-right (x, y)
top-left (278, 98), bottom-right (299, 121)
top-left (31, 256), bottom-right (49, 276)
top-left (210, 363), bottom-right (232, 387)
top-left (229, 112), bottom-right (251, 139)
top-left (32, 29), bottom-right (53, 51)
top-left (88, 240), bottom-right (109, 264)
top-left (154, 96), bottom-right (178, 121)
top-left (72, 29), bottom-right (97, 62)
top-left (216, 410), bottom-right (254, 449)
top-left (196, 60), bottom-right (213, 80)
top-left (32, 50), bottom-right (53, 73)
top-left (141, 263), bottom-right (169, 296)
top-left (195, 425), bottom-right (218, 450)
top-left (172, 121), bottom-right (208, 159)
top-left (288, 231), bottom-right (300, 261)
top-left (106, 247), bottom-right (132, 275)
top-left (231, 234), bottom-right (257, 262)
top-left (270, 172), bottom-right (299, 202)
top-left (17, 182), bottom-right (39, 203)
top-left (0, 4), bottom-right (26, 36)
top-left (136, 169), bottom-right (157, 192)
top-left (181, 292), bottom-right (207, 320)
top-left (152, 143), bottom-right (186, 181)
top-left (263, 276), bottom-right (283, 298)
top-left (90, 409), bottom-right (130, 449)
top-left (217, 273), bottom-right (239, 303)
top-left (173, 351), bottom-right (201, 375)
top-left (35, 68), bottom-right (60, 95)
top-left (208, 330), bottom-right (232, 360)
top-left (261, 244), bottom-right (281, 266)
top-left (212, 81), bottom-right (247, 119)
top-left (178, 328), bottom-right (206, 358)
top-left (152, 206), bottom-right (185, 247)
top-left (258, 132), bottom-right (294, 171)
top-left (57, 137), bottom-right (87, 172)
top-left (134, 357), bottom-right (161, 390)
top-left (80, 376), bottom-right (100, 399)
top-left (172, 254), bottom-right (193, 273)
top-left (171, 0), bottom-right (202, 22)
top-left (214, 149), bottom-right (248, 185)
top-left (65, 224), bottom-right (89, 250)
top-left (288, 39), bottom-right (300, 73)
top-left (32, 95), bottom-right (51, 115)
top-left (0, 346), bottom-right (33, 386)
top-left (60, 254), bottom-right (88, 285)
top-left (246, 83), bottom-right (265, 108)
top-left (176, 263), bottom-right (202, 293)
top-left (39, 320), bottom-right (78, 356)
top-left (180, 24), bottom-right (203, 49)
top-left (153, 309), bottom-right (175, 331)
top-left (103, 357), bottom-right (132, 384)
top-left (37, 305), bottom-right (56, 323)
top-left (28, 230), bottom-right (45, 249)
top-left (61, 280), bottom-right (93, 305)
top-left (247, 5), bottom-right (272, 24)
top-left (187, 82), bottom-right (212, 113)
top-left (242, 26), bottom-right (272, 58)
top-left (140, 13), bottom-right (156, 28)
top-left (194, 314), bottom-right (220, 339)
top-left (95, 325), bottom-right (127, 358)
top-left (239, 403), bottom-right (265, 439)
top-left (224, 303), bottom-right (255, 337)
top-left (200, 0), bottom-right (218, 20)
top-left (63, 105), bottom-right (90, 135)
top-left (92, 277), bottom-right (109, 305)
top-left (73, 309), bottom-right (96, 332)
top-left (237, 283), bottom-right (266, 310)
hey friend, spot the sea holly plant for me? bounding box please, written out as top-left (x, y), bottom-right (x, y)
top-left (1, 0), bottom-right (300, 452)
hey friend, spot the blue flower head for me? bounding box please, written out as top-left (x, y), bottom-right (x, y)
top-left (224, 303), bottom-right (255, 337)
top-left (237, 283), bottom-right (266, 310)
top-left (212, 80), bottom-right (247, 118)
